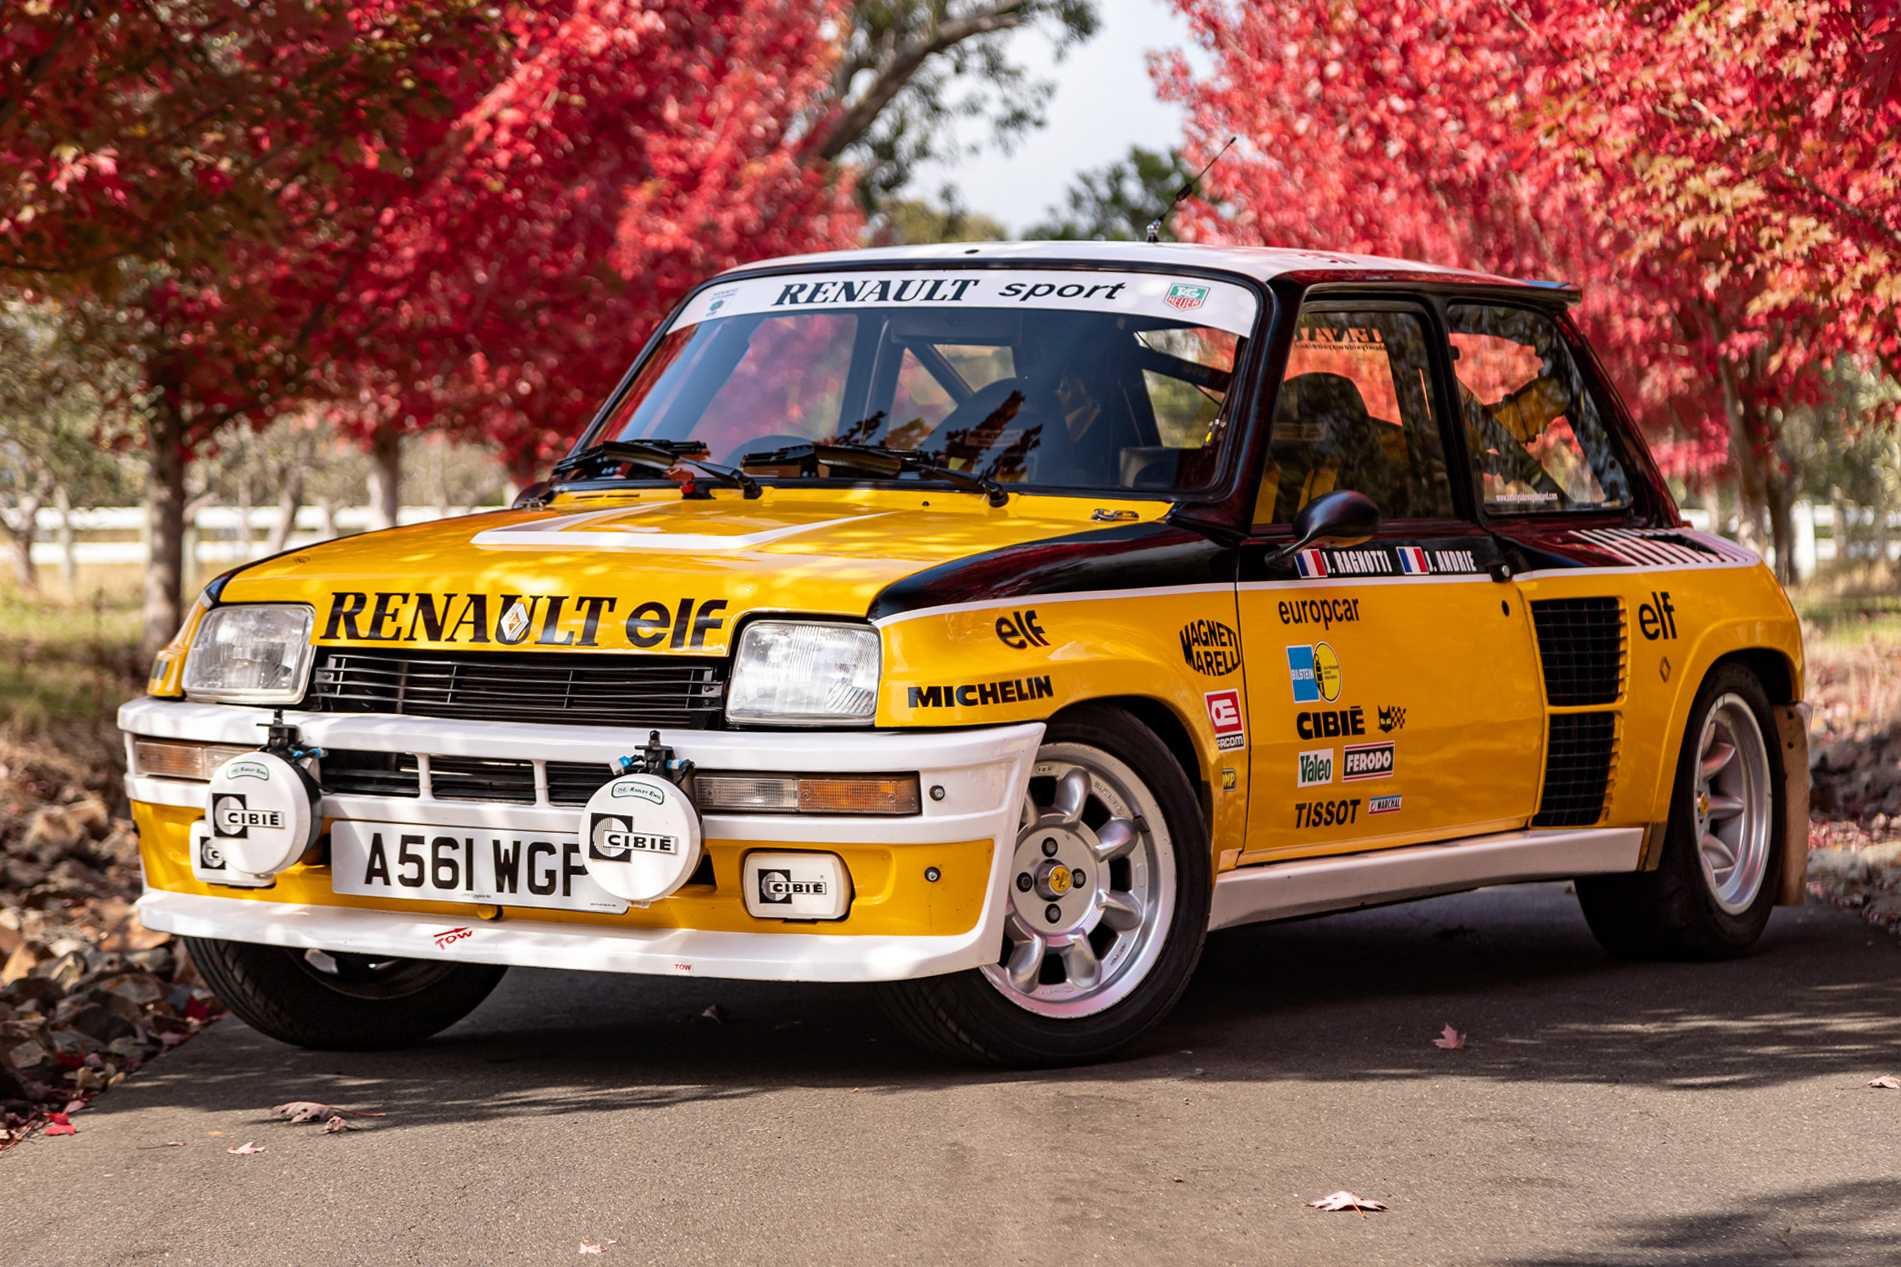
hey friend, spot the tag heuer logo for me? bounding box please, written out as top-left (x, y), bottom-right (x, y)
top-left (1165, 282), bottom-right (1209, 311)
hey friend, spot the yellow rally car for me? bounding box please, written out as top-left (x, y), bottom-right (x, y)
top-left (121, 243), bottom-right (1809, 1066)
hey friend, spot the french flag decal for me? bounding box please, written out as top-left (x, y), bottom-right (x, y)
top-left (1294, 549), bottom-right (1328, 578)
top-left (1396, 547), bottom-right (1430, 575)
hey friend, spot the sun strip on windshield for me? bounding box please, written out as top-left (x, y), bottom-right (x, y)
top-left (672, 269), bottom-right (1260, 338)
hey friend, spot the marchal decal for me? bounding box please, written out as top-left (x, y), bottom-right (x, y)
top-left (1165, 282), bottom-right (1210, 311)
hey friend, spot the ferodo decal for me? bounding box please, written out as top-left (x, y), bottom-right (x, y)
top-left (1297, 748), bottom-right (1335, 788)
top-left (1204, 689), bottom-right (1246, 752)
top-left (1276, 597), bottom-right (1361, 631)
top-left (995, 609), bottom-right (1049, 649)
top-left (1297, 706), bottom-right (1365, 740)
top-left (907, 676), bottom-right (1053, 708)
top-left (1286, 643), bottom-right (1341, 703)
top-left (1342, 741), bottom-right (1395, 782)
top-left (320, 592), bottom-right (728, 650)
top-left (1179, 619), bottom-right (1242, 675)
top-left (1638, 591), bottom-right (1679, 640)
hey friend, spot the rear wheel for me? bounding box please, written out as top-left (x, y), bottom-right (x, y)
top-left (879, 705), bottom-right (1211, 1066)
top-left (185, 937), bottom-right (507, 1050)
top-left (1576, 663), bottom-right (1782, 959)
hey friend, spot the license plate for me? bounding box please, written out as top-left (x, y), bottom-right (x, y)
top-left (329, 821), bottom-right (629, 914)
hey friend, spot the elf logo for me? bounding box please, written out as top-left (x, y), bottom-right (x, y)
top-left (995, 609), bottom-right (1049, 649)
top-left (1638, 591), bottom-right (1678, 640)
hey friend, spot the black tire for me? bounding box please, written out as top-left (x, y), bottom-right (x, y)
top-left (1576, 662), bottom-right (1784, 959)
top-left (878, 704), bottom-right (1212, 1067)
top-left (185, 937), bottom-right (507, 1050)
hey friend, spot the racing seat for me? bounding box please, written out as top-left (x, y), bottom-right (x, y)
top-left (1262, 372), bottom-right (1393, 521)
top-left (918, 377), bottom-right (1068, 482)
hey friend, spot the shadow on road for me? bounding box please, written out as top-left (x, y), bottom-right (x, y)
top-left (102, 883), bottom-right (1901, 1130)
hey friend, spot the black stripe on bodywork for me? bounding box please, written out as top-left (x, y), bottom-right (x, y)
top-left (867, 522), bottom-right (1236, 621)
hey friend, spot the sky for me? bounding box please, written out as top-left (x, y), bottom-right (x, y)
top-left (906, 0), bottom-right (1208, 237)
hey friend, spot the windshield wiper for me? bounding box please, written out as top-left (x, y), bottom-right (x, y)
top-left (674, 457), bottom-right (760, 499)
top-left (739, 441), bottom-right (1009, 507)
top-left (550, 439), bottom-right (708, 478)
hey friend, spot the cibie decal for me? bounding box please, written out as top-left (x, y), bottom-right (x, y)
top-left (1297, 748), bottom-right (1335, 788)
top-left (1368, 794), bottom-right (1402, 815)
top-left (211, 794), bottom-right (283, 839)
top-left (1179, 619), bottom-right (1242, 676)
top-left (758, 868), bottom-right (828, 905)
top-left (1286, 643), bottom-right (1341, 704)
top-left (1165, 282), bottom-right (1210, 311)
top-left (1204, 689), bottom-right (1246, 752)
top-left (1342, 741), bottom-right (1395, 782)
top-left (587, 814), bottom-right (679, 862)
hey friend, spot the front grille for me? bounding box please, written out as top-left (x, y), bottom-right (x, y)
top-left (1533, 712), bottom-right (1617, 827)
top-left (307, 650), bottom-right (726, 728)
top-left (320, 750), bottom-right (421, 798)
top-left (547, 760), bottom-right (616, 806)
top-left (430, 755), bottom-right (537, 804)
top-left (1530, 598), bottom-right (1624, 706)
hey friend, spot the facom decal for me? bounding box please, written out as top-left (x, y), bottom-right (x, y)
top-left (1297, 707), bottom-right (1366, 740)
top-left (907, 676), bottom-right (1053, 708)
top-left (1179, 619), bottom-right (1242, 676)
top-left (1204, 689), bottom-right (1246, 752)
top-left (1368, 794), bottom-right (1402, 815)
top-left (1638, 591), bottom-right (1679, 640)
top-left (1378, 705), bottom-right (1407, 733)
top-left (610, 781), bottom-right (667, 805)
top-left (1341, 741), bottom-right (1395, 782)
top-left (1297, 748), bottom-right (1335, 788)
top-left (1165, 282), bottom-right (1210, 311)
top-left (995, 609), bottom-right (1049, 649)
top-left (1276, 597), bottom-right (1361, 630)
top-left (1294, 798), bottom-right (1361, 828)
top-left (1286, 643), bottom-right (1341, 704)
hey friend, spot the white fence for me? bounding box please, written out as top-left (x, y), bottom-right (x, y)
top-left (26, 505), bottom-right (505, 567)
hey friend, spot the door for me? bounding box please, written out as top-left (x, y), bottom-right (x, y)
top-left (1235, 301), bottom-right (1546, 864)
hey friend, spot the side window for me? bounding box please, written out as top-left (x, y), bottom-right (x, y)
top-left (1447, 304), bottom-right (1632, 515)
top-left (1257, 307), bottom-right (1455, 525)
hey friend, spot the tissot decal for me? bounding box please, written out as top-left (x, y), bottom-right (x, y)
top-left (1295, 798), bottom-right (1361, 828)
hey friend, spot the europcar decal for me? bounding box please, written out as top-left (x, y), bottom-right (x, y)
top-left (1276, 597), bottom-right (1362, 630)
top-left (319, 591), bottom-right (728, 650)
top-left (669, 269), bottom-right (1261, 337)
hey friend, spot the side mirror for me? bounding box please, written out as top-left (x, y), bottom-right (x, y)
top-left (1270, 490), bottom-right (1380, 562)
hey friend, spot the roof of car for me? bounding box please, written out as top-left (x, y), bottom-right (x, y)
top-left (723, 239), bottom-right (1571, 293)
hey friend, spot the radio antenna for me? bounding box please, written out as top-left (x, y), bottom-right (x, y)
top-left (1145, 136), bottom-right (1236, 244)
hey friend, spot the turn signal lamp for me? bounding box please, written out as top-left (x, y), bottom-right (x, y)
top-left (695, 773), bottom-right (920, 816)
top-left (132, 739), bottom-right (260, 781)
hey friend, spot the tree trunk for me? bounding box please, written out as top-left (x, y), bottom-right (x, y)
top-left (54, 485), bottom-right (76, 588)
top-left (266, 462), bottom-right (306, 555)
top-left (316, 497), bottom-right (337, 542)
top-left (4, 492), bottom-right (43, 592)
top-left (1877, 496), bottom-right (1892, 577)
top-left (143, 397), bottom-right (190, 662)
top-left (366, 425), bottom-right (401, 531)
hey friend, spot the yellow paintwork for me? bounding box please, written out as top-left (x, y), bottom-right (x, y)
top-left (128, 479), bottom-right (1805, 938)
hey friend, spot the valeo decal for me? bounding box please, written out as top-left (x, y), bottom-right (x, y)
top-left (611, 781), bottom-right (667, 805)
top-left (224, 761), bottom-right (271, 782)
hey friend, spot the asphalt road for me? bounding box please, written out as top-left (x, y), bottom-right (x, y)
top-left (8, 883), bottom-right (1901, 1266)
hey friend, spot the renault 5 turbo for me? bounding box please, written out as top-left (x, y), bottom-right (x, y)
top-left (122, 242), bottom-right (1808, 1066)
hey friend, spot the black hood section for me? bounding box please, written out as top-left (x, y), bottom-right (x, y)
top-left (868, 522), bottom-right (1236, 620)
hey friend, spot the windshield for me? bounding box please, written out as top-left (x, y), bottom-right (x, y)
top-left (586, 268), bottom-right (1259, 493)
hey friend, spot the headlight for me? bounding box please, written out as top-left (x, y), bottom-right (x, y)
top-left (181, 604), bottom-right (316, 704)
top-left (725, 621), bottom-right (880, 727)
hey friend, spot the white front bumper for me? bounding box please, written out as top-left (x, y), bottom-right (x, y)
top-left (122, 698), bottom-right (1043, 982)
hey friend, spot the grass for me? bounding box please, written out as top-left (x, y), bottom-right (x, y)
top-left (0, 583), bottom-right (145, 733)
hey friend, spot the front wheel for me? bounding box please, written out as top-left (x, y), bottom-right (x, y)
top-left (185, 937), bottom-right (507, 1050)
top-left (879, 705), bottom-right (1212, 1066)
top-left (1576, 662), bottom-right (1783, 959)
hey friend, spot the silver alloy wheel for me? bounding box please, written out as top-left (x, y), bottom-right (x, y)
top-left (981, 743), bottom-right (1176, 1018)
top-left (1694, 693), bottom-right (1773, 914)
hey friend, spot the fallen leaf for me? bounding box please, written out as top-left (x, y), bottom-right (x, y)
top-left (322, 1116), bottom-right (356, 1134)
top-left (1866, 1075), bottom-right (1900, 1089)
top-left (138, 1141), bottom-right (188, 1149)
top-left (1306, 1191), bottom-right (1388, 1213)
top-left (64, 1099), bottom-right (85, 1115)
top-left (227, 1142), bottom-right (266, 1155)
top-left (43, 1113), bottom-right (75, 1137)
top-left (1432, 1024), bottom-right (1467, 1050)
top-left (698, 1004), bottom-right (725, 1025)
top-left (271, 1100), bottom-right (386, 1124)
top-left (579, 1242), bottom-right (605, 1255)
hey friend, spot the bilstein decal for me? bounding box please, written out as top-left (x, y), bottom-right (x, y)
top-left (1287, 643), bottom-right (1341, 703)
top-left (907, 676), bottom-right (1053, 708)
top-left (321, 592), bottom-right (727, 650)
top-left (1179, 619), bottom-right (1241, 676)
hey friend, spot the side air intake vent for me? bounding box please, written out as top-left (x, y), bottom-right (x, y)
top-left (1530, 597), bottom-right (1625, 705)
top-left (1534, 712), bottom-right (1617, 827)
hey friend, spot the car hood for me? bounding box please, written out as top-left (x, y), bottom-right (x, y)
top-left (219, 488), bottom-right (1166, 655)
